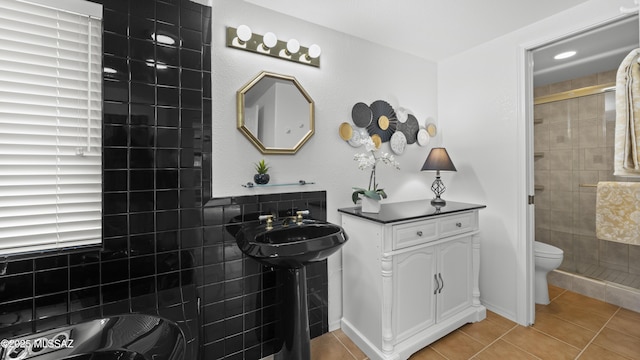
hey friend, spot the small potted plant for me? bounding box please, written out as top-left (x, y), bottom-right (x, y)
top-left (254, 159), bottom-right (270, 185)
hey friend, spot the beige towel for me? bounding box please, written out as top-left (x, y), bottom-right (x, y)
top-left (614, 48), bottom-right (640, 176)
top-left (596, 181), bottom-right (640, 245)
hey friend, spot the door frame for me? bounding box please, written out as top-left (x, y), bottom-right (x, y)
top-left (517, 11), bottom-right (637, 325)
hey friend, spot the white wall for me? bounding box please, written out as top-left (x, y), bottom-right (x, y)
top-left (438, 0), bottom-right (632, 323)
top-left (212, 1), bottom-right (438, 329)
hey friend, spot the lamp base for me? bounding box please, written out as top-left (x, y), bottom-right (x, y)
top-left (430, 197), bottom-right (446, 207)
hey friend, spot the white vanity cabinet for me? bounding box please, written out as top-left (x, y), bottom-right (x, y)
top-left (339, 201), bottom-right (486, 360)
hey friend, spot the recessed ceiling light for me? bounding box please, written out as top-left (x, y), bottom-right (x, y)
top-left (554, 51), bottom-right (577, 60)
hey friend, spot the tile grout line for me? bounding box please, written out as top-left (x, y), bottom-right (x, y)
top-left (479, 323), bottom-right (544, 360)
top-left (330, 331), bottom-right (360, 360)
top-left (423, 329), bottom-right (481, 360)
top-left (573, 306), bottom-right (621, 359)
top-left (467, 323), bottom-right (521, 359)
top-left (427, 343), bottom-right (451, 360)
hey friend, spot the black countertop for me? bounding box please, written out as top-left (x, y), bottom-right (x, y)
top-left (338, 200), bottom-right (486, 224)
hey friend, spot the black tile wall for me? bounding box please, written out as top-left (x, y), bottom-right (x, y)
top-left (0, 1), bottom-right (330, 359)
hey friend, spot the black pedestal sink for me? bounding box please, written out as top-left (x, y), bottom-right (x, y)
top-left (235, 219), bottom-right (348, 360)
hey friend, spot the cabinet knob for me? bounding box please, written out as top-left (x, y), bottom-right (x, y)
top-left (455, 222), bottom-right (462, 228)
top-left (417, 231), bottom-right (423, 236)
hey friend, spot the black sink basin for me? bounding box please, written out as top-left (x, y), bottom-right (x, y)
top-left (235, 219), bottom-right (348, 268)
top-left (62, 350), bottom-right (146, 360)
top-left (1, 314), bottom-right (184, 360)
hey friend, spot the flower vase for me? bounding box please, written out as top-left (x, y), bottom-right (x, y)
top-left (361, 197), bottom-right (381, 213)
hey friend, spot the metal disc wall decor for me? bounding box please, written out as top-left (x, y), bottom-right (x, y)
top-left (396, 114), bottom-right (419, 144)
top-left (367, 100), bottom-right (397, 142)
top-left (427, 123), bottom-right (438, 137)
top-left (390, 131), bottom-right (407, 155)
top-left (351, 102), bottom-right (373, 127)
top-left (348, 127), bottom-right (368, 147)
top-left (395, 107), bottom-right (409, 123)
top-left (339, 122), bottom-right (353, 141)
top-left (371, 134), bottom-right (382, 149)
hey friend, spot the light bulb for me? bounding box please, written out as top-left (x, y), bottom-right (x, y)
top-left (236, 25), bottom-right (252, 43)
top-left (286, 39), bottom-right (300, 54)
top-left (262, 32), bottom-right (278, 49)
top-left (307, 44), bottom-right (321, 59)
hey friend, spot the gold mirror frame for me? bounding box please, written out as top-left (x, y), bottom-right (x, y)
top-left (237, 71), bottom-right (315, 154)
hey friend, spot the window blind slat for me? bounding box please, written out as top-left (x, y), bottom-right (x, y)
top-left (0, 176), bottom-right (101, 188)
top-left (0, 105), bottom-right (101, 120)
top-left (0, 12), bottom-right (97, 40)
top-left (0, 79), bottom-right (96, 96)
top-left (0, 198), bottom-right (101, 213)
top-left (0, 59), bottom-right (101, 83)
top-left (0, 1), bottom-right (99, 23)
top-left (0, 40), bottom-right (99, 69)
top-left (0, 0), bottom-right (102, 256)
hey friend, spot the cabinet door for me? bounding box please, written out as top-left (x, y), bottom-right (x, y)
top-left (436, 236), bottom-right (473, 322)
top-left (393, 246), bottom-right (437, 344)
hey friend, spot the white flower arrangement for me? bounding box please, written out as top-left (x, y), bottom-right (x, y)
top-left (352, 137), bottom-right (400, 204)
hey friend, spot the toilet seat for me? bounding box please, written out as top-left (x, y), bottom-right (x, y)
top-left (534, 241), bottom-right (563, 258)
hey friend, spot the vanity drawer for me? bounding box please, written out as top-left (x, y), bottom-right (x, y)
top-left (392, 219), bottom-right (438, 250)
top-left (439, 212), bottom-right (477, 238)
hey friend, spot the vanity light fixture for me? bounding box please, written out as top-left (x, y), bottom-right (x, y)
top-left (421, 147), bottom-right (457, 207)
top-left (226, 26), bottom-right (320, 67)
top-left (554, 51), bottom-right (577, 60)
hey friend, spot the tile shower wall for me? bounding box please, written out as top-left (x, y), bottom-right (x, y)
top-left (0, 1), bottom-right (330, 359)
top-left (534, 70), bottom-right (640, 290)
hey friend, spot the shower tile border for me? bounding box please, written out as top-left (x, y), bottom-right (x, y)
top-left (548, 269), bottom-right (640, 313)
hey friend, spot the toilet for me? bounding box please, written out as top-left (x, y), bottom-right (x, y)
top-left (534, 241), bottom-right (564, 305)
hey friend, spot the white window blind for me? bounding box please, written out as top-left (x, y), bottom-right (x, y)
top-left (0, 0), bottom-right (103, 255)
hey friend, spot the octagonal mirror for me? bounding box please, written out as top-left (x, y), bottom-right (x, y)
top-left (237, 71), bottom-right (315, 154)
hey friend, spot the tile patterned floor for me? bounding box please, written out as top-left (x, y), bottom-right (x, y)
top-left (311, 285), bottom-right (640, 360)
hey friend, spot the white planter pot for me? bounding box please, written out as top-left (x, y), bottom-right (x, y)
top-left (361, 197), bottom-right (381, 213)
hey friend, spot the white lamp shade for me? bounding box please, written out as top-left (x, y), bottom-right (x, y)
top-left (236, 25), bottom-right (252, 42)
top-left (308, 44), bottom-right (321, 59)
top-left (287, 38), bottom-right (300, 54)
top-left (263, 32), bottom-right (278, 48)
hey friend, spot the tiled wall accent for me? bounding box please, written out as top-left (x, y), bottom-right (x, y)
top-left (534, 70), bottom-right (640, 290)
top-left (0, 2), bottom-right (211, 358)
top-left (0, 1), bottom-right (330, 359)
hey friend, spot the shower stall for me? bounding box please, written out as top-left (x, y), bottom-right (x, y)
top-left (533, 71), bottom-right (640, 292)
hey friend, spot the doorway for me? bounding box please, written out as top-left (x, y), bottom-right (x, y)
top-left (527, 13), bottom-right (640, 314)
